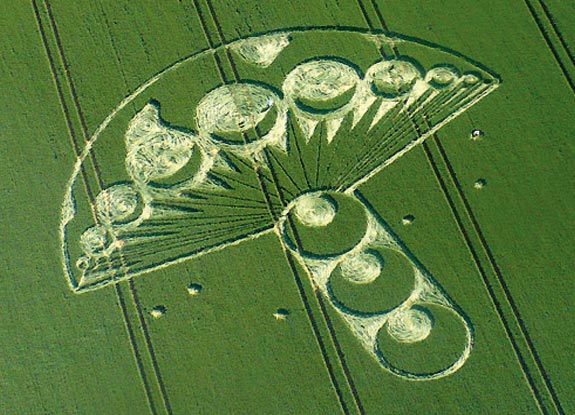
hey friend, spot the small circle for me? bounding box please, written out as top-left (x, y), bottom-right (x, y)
top-left (150, 305), bottom-right (166, 319)
top-left (463, 73), bottom-right (481, 85)
top-left (474, 179), bottom-right (487, 189)
top-left (79, 226), bottom-right (109, 255)
top-left (470, 129), bottom-right (484, 140)
top-left (95, 184), bottom-right (141, 222)
top-left (292, 194), bottom-right (337, 227)
top-left (187, 283), bottom-right (203, 296)
top-left (273, 308), bottom-right (290, 321)
top-left (402, 215), bottom-right (415, 226)
top-left (387, 308), bottom-right (433, 344)
top-left (366, 59), bottom-right (422, 98)
top-left (283, 191), bottom-right (368, 258)
top-left (75, 257), bottom-right (90, 271)
top-left (426, 66), bottom-right (459, 88)
top-left (339, 251), bottom-right (382, 284)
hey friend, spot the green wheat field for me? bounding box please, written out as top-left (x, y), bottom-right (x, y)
top-left (1, 1), bottom-right (574, 414)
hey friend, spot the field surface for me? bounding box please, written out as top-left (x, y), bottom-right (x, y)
top-left (1, 1), bottom-right (574, 414)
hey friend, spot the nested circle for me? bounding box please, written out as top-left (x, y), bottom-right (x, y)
top-left (366, 59), bottom-right (422, 98)
top-left (339, 251), bottom-right (382, 284)
top-left (283, 58), bottom-right (360, 114)
top-left (328, 247), bottom-right (415, 314)
top-left (292, 193), bottom-right (337, 227)
top-left (376, 304), bottom-right (472, 378)
top-left (196, 82), bottom-right (282, 144)
top-left (283, 191), bottom-right (368, 258)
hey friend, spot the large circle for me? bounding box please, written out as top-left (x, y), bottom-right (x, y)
top-left (376, 304), bottom-right (472, 379)
top-left (366, 59), bottom-right (422, 98)
top-left (283, 58), bottom-right (360, 114)
top-left (196, 83), bottom-right (282, 144)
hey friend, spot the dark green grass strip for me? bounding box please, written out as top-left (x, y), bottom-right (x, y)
top-left (522, 0), bottom-right (575, 94)
top-left (433, 138), bottom-right (565, 415)
top-left (31, 2), bottom-right (160, 413)
top-left (36, 1), bottom-right (175, 413)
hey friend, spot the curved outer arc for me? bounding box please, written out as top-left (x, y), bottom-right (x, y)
top-left (372, 304), bottom-right (474, 381)
top-left (59, 28), bottom-right (497, 292)
top-left (56, 26), bottom-right (482, 380)
top-left (60, 45), bottom-right (208, 292)
top-left (58, 45), bottom-right (268, 292)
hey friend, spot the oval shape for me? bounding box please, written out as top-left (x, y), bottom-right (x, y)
top-left (425, 66), bottom-right (460, 89)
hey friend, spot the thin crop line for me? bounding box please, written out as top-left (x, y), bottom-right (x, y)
top-left (536, 0), bottom-right (575, 68)
top-left (44, 2), bottom-right (174, 411)
top-left (40, 1), bottom-right (176, 412)
top-left (521, 0), bottom-right (575, 94)
top-left (129, 280), bottom-right (174, 415)
top-left (422, 142), bottom-right (548, 415)
top-left (433, 137), bottom-right (565, 415)
top-left (191, 1), bottom-right (359, 413)
top-left (357, 0), bottom-right (560, 413)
